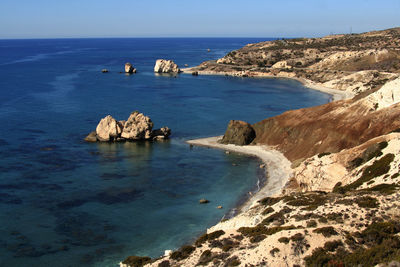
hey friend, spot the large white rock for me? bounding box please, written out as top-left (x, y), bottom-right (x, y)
top-left (121, 111), bottom-right (154, 140)
top-left (154, 59), bottom-right (180, 73)
top-left (125, 62), bottom-right (137, 74)
top-left (96, 115), bottom-right (123, 141)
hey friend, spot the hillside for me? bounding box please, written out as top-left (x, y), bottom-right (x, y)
top-left (186, 27), bottom-right (400, 97)
top-left (122, 28), bottom-right (400, 267)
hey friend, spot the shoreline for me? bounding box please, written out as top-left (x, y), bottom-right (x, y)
top-left (181, 68), bottom-right (353, 101)
top-left (186, 136), bottom-right (292, 214)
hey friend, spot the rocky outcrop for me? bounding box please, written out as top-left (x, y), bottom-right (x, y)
top-left (151, 127), bottom-right (171, 140)
top-left (85, 111), bottom-right (171, 142)
top-left (154, 59), bottom-right (180, 73)
top-left (125, 63), bottom-right (137, 74)
top-left (96, 115), bottom-right (123, 142)
top-left (121, 111), bottom-right (153, 140)
top-left (219, 120), bottom-right (256, 146)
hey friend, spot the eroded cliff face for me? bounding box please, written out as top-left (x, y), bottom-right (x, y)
top-left (252, 77), bottom-right (400, 162)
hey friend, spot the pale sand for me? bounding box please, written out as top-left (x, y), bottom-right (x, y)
top-left (187, 136), bottom-right (292, 211)
top-left (182, 68), bottom-right (351, 101)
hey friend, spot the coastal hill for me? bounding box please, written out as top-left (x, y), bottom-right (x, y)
top-left (187, 27), bottom-right (400, 97)
top-left (122, 28), bottom-right (400, 267)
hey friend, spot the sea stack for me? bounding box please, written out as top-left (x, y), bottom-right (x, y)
top-left (85, 111), bottom-right (171, 142)
top-left (125, 62), bottom-right (137, 74)
top-left (219, 120), bottom-right (256, 146)
top-left (154, 59), bottom-right (180, 73)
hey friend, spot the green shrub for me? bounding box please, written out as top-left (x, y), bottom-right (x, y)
top-left (158, 260), bottom-right (170, 267)
top-left (224, 256), bottom-right (241, 266)
top-left (196, 250), bottom-right (213, 265)
top-left (290, 233), bottom-right (305, 242)
top-left (348, 142), bottom-right (389, 169)
top-left (258, 196), bottom-right (283, 206)
top-left (262, 207), bottom-right (274, 215)
top-left (278, 237), bottom-right (290, 244)
top-left (250, 235), bottom-right (266, 243)
top-left (307, 220), bottom-right (317, 228)
top-left (195, 230), bottom-right (225, 246)
top-left (355, 196), bottom-right (379, 208)
top-left (313, 226), bottom-right (338, 237)
top-left (284, 193), bottom-right (327, 210)
top-left (170, 245), bottom-right (195, 261)
top-left (304, 247), bottom-right (335, 266)
top-left (122, 256), bottom-right (152, 267)
top-left (318, 152), bottom-right (331, 158)
top-left (262, 212), bottom-right (285, 225)
top-left (238, 225), bottom-right (295, 239)
top-left (270, 247), bottom-right (280, 256)
top-left (324, 240), bottom-right (343, 252)
top-left (336, 153), bottom-right (395, 193)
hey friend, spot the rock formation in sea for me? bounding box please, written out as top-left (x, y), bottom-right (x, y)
top-left (125, 62), bottom-right (137, 74)
top-left (85, 111), bottom-right (170, 142)
top-left (219, 120), bottom-right (256, 146)
top-left (154, 59), bottom-right (180, 73)
top-left (96, 115), bottom-right (123, 142)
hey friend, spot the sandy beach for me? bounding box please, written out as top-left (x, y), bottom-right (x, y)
top-left (187, 136), bottom-right (292, 212)
top-left (181, 68), bottom-right (352, 101)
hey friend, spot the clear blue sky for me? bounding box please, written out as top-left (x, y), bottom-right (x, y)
top-left (0, 0), bottom-right (399, 39)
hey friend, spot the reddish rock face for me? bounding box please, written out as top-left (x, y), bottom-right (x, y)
top-left (252, 100), bottom-right (400, 161)
top-left (220, 120), bottom-right (256, 146)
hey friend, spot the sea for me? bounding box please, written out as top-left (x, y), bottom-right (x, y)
top-left (0, 38), bottom-right (331, 266)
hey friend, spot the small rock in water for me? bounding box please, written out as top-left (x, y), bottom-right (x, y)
top-left (217, 205), bottom-right (223, 209)
top-left (207, 48), bottom-right (211, 52)
top-left (101, 69), bottom-right (109, 73)
top-left (259, 164), bottom-right (266, 169)
top-left (84, 131), bottom-right (98, 142)
top-left (125, 62), bottom-right (137, 74)
top-left (184, 64), bottom-right (188, 67)
top-left (225, 151), bottom-right (230, 154)
top-left (199, 198), bottom-right (209, 204)
top-left (232, 163), bottom-right (238, 166)
top-left (192, 71), bottom-right (199, 76)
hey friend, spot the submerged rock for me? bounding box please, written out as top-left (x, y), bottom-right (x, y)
top-left (84, 131), bottom-right (97, 142)
top-left (199, 198), bottom-right (210, 204)
top-left (85, 111), bottom-right (171, 142)
top-left (154, 59), bottom-right (180, 73)
top-left (125, 63), bottom-right (137, 74)
top-left (152, 127), bottom-right (171, 140)
top-left (219, 120), bottom-right (256, 146)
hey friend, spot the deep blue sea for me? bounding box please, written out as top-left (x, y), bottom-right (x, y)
top-left (0, 38), bottom-right (330, 266)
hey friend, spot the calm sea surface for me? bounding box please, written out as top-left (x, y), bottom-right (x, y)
top-left (0, 38), bottom-right (330, 266)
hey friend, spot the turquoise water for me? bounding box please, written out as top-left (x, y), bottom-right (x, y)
top-left (0, 38), bottom-right (330, 266)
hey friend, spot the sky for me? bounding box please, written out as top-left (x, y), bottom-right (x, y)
top-left (0, 0), bottom-right (399, 39)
